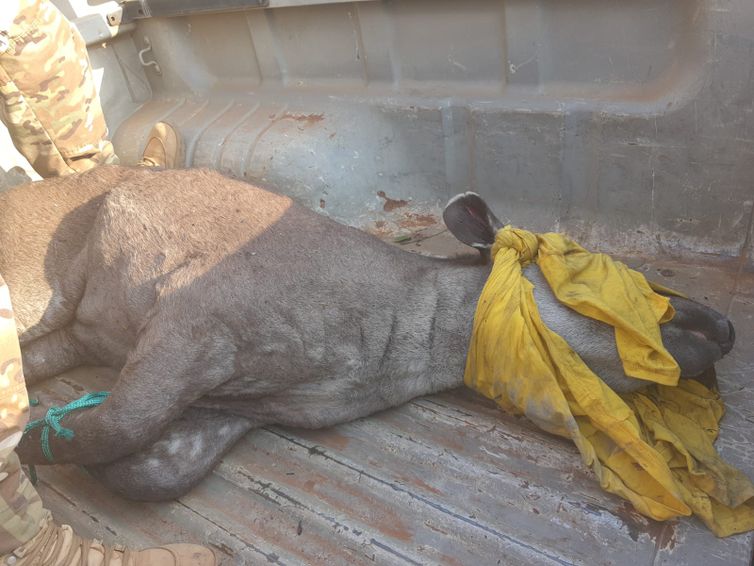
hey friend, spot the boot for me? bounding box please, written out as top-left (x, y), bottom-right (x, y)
top-left (138, 122), bottom-right (184, 168)
top-left (3, 516), bottom-right (216, 565)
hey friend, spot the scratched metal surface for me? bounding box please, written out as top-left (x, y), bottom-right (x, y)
top-left (28, 256), bottom-right (754, 566)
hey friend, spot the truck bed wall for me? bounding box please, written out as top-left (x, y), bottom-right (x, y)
top-left (3, 0), bottom-right (753, 266)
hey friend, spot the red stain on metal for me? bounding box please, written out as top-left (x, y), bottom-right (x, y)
top-left (281, 112), bottom-right (325, 127)
top-left (297, 429), bottom-right (351, 451)
top-left (377, 191), bottom-right (409, 212)
top-left (412, 477), bottom-right (444, 496)
top-left (397, 212), bottom-right (438, 229)
top-left (367, 220), bottom-right (390, 239)
top-left (615, 502), bottom-right (677, 549)
top-left (396, 473), bottom-right (444, 496)
top-left (365, 220), bottom-right (393, 242)
top-left (437, 552), bottom-right (466, 566)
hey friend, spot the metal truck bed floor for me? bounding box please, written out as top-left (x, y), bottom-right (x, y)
top-left (28, 257), bottom-right (754, 566)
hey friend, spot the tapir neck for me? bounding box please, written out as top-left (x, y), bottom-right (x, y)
top-left (419, 259), bottom-right (490, 392)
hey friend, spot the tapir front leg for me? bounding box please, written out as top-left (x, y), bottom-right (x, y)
top-left (17, 308), bottom-right (238, 465)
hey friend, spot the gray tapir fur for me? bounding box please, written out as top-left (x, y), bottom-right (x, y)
top-left (0, 166), bottom-right (735, 501)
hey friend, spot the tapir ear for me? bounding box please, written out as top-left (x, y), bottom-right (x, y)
top-left (443, 192), bottom-right (503, 249)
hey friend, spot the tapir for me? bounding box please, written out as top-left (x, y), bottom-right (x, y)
top-left (0, 166), bottom-right (735, 501)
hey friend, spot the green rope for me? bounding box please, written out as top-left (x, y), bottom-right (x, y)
top-left (24, 392), bottom-right (110, 463)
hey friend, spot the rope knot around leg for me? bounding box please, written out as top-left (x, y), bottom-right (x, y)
top-left (24, 392), bottom-right (110, 463)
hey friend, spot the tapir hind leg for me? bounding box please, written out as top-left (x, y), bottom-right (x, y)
top-left (16, 304), bottom-right (238, 466)
top-left (87, 408), bottom-right (254, 501)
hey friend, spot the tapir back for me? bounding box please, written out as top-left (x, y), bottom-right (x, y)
top-left (69, 168), bottom-right (459, 401)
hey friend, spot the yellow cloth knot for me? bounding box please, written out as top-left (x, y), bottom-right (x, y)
top-left (464, 227), bottom-right (754, 537)
top-left (491, 227), bottom-right (539, 266)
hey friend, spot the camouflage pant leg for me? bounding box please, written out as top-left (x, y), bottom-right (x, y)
top-left (0, 277), bottom-right (46, 554)
top-left (0, 0), bottom-right (118, 178)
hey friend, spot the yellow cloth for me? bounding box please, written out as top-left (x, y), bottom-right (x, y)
top-left (464, 227), bottom-right (754, 537)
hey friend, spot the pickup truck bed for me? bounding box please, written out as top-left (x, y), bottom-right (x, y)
top-left (1, 1), bottom-right (752, 563)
